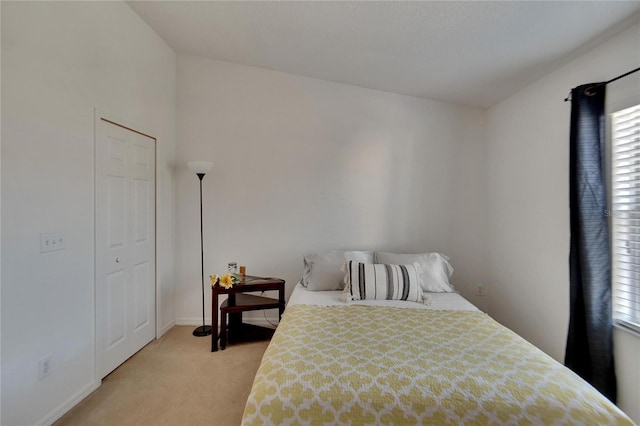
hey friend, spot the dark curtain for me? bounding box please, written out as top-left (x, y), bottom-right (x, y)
top-left (566, 83), bottom-right (616, 402)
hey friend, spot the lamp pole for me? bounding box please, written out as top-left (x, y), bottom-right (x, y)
top-left (188, 161), bottom-right (213, 337)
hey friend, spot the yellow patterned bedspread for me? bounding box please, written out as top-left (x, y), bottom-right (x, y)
top-left (242, 305), bottom-right (634, 425)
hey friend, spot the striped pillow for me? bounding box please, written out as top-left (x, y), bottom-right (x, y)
top-left (345, 261), bottom-right (423, 302)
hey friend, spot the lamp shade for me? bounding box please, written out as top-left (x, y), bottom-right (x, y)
top-left (187, 161), bottom-right (213, 174)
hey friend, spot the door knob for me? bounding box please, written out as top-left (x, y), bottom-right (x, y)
top-left (116, 257), bottom-right (120, 263)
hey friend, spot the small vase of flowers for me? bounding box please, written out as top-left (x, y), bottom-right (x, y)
top-left (210, 273), bottom-right (237, 289)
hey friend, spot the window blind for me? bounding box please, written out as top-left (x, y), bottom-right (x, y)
top-left (611, 104), bottom-right (640, 332)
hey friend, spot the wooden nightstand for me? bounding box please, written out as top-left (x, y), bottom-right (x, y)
top-left (211, 276), bottom-right (285, 352)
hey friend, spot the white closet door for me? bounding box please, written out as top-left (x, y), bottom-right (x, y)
top-left (96, 118), bottom-right (155, 378)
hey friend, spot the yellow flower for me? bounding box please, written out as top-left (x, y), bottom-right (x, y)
top-left (219, 273), bottom-right (235, 289)
top-left (210, 274), bottom-right (219, 287)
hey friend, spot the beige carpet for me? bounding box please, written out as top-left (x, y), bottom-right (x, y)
top-left (54, 326), bottom-right (270, 426)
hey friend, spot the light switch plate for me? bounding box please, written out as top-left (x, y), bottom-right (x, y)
top-left (40, 232), bottom-right (65, 252)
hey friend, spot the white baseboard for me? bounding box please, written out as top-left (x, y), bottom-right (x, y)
top-left (158, 320), bottom-right (176, 337)
top-left (244, 317), bottom-right (278, 329)
top-left (175, 317), bottom-right (211, 326)
top-left (38, 379), bottom-right (101, 426)
top-left (175, 317), bottom-right (279, 329)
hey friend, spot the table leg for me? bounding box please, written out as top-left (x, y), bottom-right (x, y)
top-left (212, 291), bottom-right (219, 352)
top-left (228, 294), bottom-right (240, 342)
top-left (279, 284), bottom-right (285, 321)
top-left (220, 309), bottom-right (227, 350)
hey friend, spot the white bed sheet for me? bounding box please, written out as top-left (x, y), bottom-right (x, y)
top-left (287, 283), bottom-right (480, 312)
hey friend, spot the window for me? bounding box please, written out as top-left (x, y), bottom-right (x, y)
top-left (611, 104), bottom-right (640, 332)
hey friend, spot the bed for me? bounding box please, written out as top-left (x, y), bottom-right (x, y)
top-left (242, 283), bottom-right (633, 425)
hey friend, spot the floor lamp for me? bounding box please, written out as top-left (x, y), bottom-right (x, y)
top-left (188, 161), bottom-right (214, 337)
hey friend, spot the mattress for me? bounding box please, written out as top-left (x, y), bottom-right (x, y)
top-left (242, 285), bottom-right (634, 425)
top-left (287, 283), bottom-right (480, 311)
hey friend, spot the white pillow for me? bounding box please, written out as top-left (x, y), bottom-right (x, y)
top-left (344, 261), bottom-right (423, 302)
top-left (375, 252), bottom-right (454, 292)
top-left (303, 250), bottom-right (374, 291)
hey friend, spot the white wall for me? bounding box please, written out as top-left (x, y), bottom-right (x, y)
top-left (487, 21), bottom-right (640, 422)
top-left (1, 2), bottom-right (176, 425)
top-left (175, 54), bottom-right (488, 324)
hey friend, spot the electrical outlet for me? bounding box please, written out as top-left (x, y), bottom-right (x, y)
top-left (476, 283), bottom-right (485, 297)
top-left (40, 232), bottom-right (65, 252)
top-left (38, 355), bottom-right (52, 380)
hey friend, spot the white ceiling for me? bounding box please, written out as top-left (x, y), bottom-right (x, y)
top-left (127, 1), bottom-right (640, 108)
